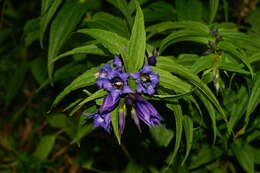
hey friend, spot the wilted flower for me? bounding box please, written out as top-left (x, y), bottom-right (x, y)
top-left (131, 65), bottom-right (159, 95)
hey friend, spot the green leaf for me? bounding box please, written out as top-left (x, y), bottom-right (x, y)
top-left (189, 144), bottom-right (223, 169)
top-left (88, 12), bottom-right (130, 38)
top-left (196, 91), bottom-right (217, 143)
top-left (31, 57), bottom-right (47, 85)
top-left (41, 0), bottom-right (54, 15)
top-left (50, 44), bottom-right (107, 66)
top-left (245, 73), bottom-right (260, 124)
top-left (159, 30), bottom-right (209, 53)
top-left (5, 62), bottom-right (28, 107)
top-left (219, 29), bottom-right (260, 50)
top-left (231, 141), bottom-right (254, 173)
top-left (156, 57), bottom-right (227, 123)
top-left (127, 1), bottom-right (146, 72)
top-left (249, 52), bottom-right (260, 64)
top-left (218, 41), bottom-right (254, 78)
top-left (34, 135), bottom-right (56, 160)
top-left (40, 0), bottom-right (63, 47)
top-left (124, 161), bottom-right (144, 173)
top-left (50, 65), bottom-right (101, 110)
top-left (219, 62), bottom-right (251, 75)
top-left (164, 103), bottom-right (183, 170)
top-left (176, 0), bottom-right (203, 21)
top-left (228, 86), bottom-right (248, 131)
top-left (209, 0), bottom-right (219, 24)
top-left (78, 29), bottom-right (128, 63)
top-left (111, 106), bottom-right (120, 144)
top-left (47, 113), bottom-right (67, 128)
top-left (143, 1), bottom-right (175, 22)
top-left (150, 125), bottom-right (174, 147)
top-left (146, 21), bottom-right (209, 39)
top-left (191, 54), bottom-right (214, 74)
top-left (252, 147), bottom-right (260, 164)
top-left (69, 89), bottom-right (107, 116)
top-left (181, 116), bottom-right (193, 166)
top-left (48, 0), bottom-right (88, 80)
top-left (153, 66), bottom-right (192, 94)
top-left (105, 0), bottom-right (132, 27)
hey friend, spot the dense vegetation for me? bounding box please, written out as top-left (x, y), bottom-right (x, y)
top-left (1, 0), bottom-right (260, 172)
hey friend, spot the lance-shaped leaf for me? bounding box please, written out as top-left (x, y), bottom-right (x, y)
top-left (156, 57), bottom-right (227, 123)
top-left (50, 64), bottom-right (104, 110)
top-left (78, 29), bottom-right (129, 66)
top-left (40, 0), bottom-right (63, 47)
top-left (181, 115), bottom-right (193, 166)
top-left (245, 73), bottom-right (260, 124)
top-left (34, 135), bottom-right (56, 160)
top-left (127, 1), bottom-right (146, 72)
top-left (209, 0), bottom-right (219, 24)
top-left (50, 44), bottom-right (107, 66)
top-left (111, 106), bottom-right (121, 144)
top-left (164, 103), bottom-right (183, 171)
top-left (48, 0), bottom-right (89, 80)
top-left (69, 89), bottom-right (107, 116)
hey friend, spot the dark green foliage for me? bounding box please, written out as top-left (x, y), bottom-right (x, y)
top-left (1, 0), bottom-right (260, 172)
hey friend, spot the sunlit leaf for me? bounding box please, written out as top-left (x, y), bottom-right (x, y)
top-left (127, 1), bottom-right (146, 72)
top-left (78, 28), bottom-right (129, 65)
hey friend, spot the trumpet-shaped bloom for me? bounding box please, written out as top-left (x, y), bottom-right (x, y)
top-left (126, 94), bottom-right (161, 128)
top-left (99, 93), bottom-right (120, 114)
top-left (131, 65), bottom-right (159, 95)
top-left (103, 70), bottom-right (132, 97)
top-left (85, 112), bottom-right (111, 132)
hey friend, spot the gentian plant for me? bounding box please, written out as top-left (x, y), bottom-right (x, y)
top-left (7, 0), bottom-right (258, 172)
top-left (86, 54), bottom-right (161, 134)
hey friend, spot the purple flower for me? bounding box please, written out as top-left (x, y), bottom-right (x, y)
top-left (85, 112), bottom-right (111, 132)
top-left (147, 48), bottom-right (158, 66)
top-left (135, 100), bottom-right (161, 127)
top-left (103, 70), bottom-right (132, 97)
top-left (99, 93), bottom-right (120, 114)
top-left (112, 55), bottom-right (123, 69)
top-left (96, 64), bottom-right (113, 89)
top-left (131, 65), bottom-right (159, 95)
top-left (126, 94), bottom-right (162, 128)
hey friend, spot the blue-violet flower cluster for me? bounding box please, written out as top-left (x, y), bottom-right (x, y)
top-left (85, 52), bottom-right (161, 135)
